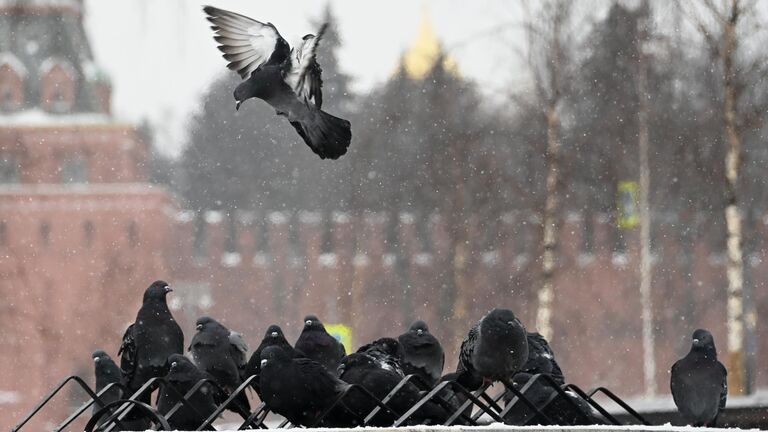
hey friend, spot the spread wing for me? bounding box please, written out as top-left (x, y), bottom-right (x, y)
top-left (285, 23), bottom-right (327, 108)
top-left (204, 5), bottom-right (290, 79)
top-left (118, 324), bottom-right (137, 383)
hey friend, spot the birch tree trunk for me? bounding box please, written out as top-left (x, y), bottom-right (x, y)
top-left (722, 0), bottom-right (746, 395)
top-left (536, 104), bottom-right (560, 341)
top-left (636, 17), bottom-right (657, 395)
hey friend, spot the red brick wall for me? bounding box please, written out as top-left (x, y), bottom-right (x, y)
top-left (0, 125), bottom-right (147, 184)
top-left (0, 187), bottom-right (175, 431)
top-left (0, 63), bottom-right (24, 111)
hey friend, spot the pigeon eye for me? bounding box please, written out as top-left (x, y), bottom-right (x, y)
top-left (171, 361), bottom-right (178, 368)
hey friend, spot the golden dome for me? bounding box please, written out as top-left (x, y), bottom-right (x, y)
top-left (399, 8), bottom-right (459, 80)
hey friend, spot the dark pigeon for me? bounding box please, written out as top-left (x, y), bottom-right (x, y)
top-left (259, 345), bottom-right (351, 427)
top-left (91, 351), bottom-right (124, 426)
top-left (504, 373), bottom-right (602, 426)
top-left (294, 314), bottom-right (346, 372)
top-left (188, 316), bottom-right (251, 417)
top-left (157, 354), bottom-right (218, 431)
top-left (398, 320), bottom-right (445, 388)
top-left (203, 6), bottom-right (352, 160)
top-left (520, 332), bottom-right (565, 385)
top-left (456, 308), bottom-right (529, 389)
top-left (356, 337), bottom-right (404, 377)
top-left (338, 352), bottom-right (449, 426)
top-left (671, 329), bottom-right (728, 427)
top-left (119, 281), bottom-right (184, 401)
top-left (244, 324), bottom-right (303, 397)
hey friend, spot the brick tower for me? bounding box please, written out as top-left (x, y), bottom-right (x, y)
top-left (0, 1), bottom-right (175, 429)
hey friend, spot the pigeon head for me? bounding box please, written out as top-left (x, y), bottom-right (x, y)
top-left (260, 345), bottom-right (291, 369)
top-left (511, 372), bottom-right (534, 389)
top-left (92, 350), bottom-right (111, 363)
top-left (143, 280), bottom-right (172, 302)
top-left (483, 308), bottom-right (521, 334)
top-left (338, 353), bottom-right (376, 376)
top-left (691, 329), bottom-right (716, 352)
top-left (303, 314), bottom-right (325, 330)
top-left (360, 337), bottom-right (400, 357)
top-left (265, 324), bottom-right (285, 339)
top-left (233, 80), bottom-right (255, 111)
top-left (409, 320), bottom-right (430, 336)
top-left (167, 354), bottom-right (196, 375)
top-left (195, 316), bottom-right (218, 331)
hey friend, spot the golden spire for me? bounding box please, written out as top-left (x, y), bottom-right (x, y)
top-left (399, 4), bottom-right (459, 80)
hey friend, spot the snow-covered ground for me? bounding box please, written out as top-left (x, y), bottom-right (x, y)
top-left (175, 425), bottom-right (762, 432)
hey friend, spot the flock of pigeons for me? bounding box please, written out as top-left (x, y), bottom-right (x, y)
top-left (89, 281), bottom-right (729, 430)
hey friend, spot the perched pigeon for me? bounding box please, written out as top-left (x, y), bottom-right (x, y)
top-left (504, 373), bottom-right (602, 426)
top-left (671, 329), bottom-right (727, 427)
top-left (203, 6), bottom-right (352, 160)
top-left (91, 351), bottom-right (125, 426)
top-left (456, 308), bottom-right (529, 389)
top-left (356, 337), bottom-right (404, 377)
top-left (119, 281), bottom-right (184, 399)
top-left (338, 352), bottom-right (449, 426)
top-left (398, 320), bottom-right (445, 388)
top-left (520, 332), bottom-right (564, 385)
top-left (245, 324), bottom-right (303, 397)
top-left (259, 345), bottom-right (351, 427)
top-left (294, 315), bottom-right (346, 372)
top-left (188, 316), bottom-right (251, 416)
top-left (157, 354), bottom-right (218, 431)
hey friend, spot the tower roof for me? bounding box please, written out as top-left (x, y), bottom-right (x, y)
top-left (399, 8), bottom-right (459, 80)
top-left (0, 0), bottom-right (109, 114)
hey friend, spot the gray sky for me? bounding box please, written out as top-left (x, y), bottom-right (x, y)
top-left (83, 0), bottom-right (527, 157)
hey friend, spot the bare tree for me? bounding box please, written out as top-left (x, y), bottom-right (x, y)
top-left (522, 0), bottom-right (574, 340)
top-left (681, 0), bottom-right (767, 395)
top-left (636, 0), bottom-right (656, 396)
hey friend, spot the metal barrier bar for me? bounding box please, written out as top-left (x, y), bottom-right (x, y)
top-left (12, 375), bottom-right (122, 432)
top-left (588, 386), bottom-right (650, 425)
top-left (84, 399), bottom-right (170, 431)
top-left (563, 383), bottom-right (620, 425)
top-left (53, 382), bottom-right (127, 431)
top-left (195, 375), bottom-right (260, 430)
top-left (237, 401), bottom-right (270, 430)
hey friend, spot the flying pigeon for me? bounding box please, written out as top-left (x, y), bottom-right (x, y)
top-left (203, 6), bottom-right (352, 160)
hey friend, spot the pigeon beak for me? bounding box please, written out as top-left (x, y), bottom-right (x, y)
top-left (235, 100), bottom-right (242, 111)
top-left (417, 329), bottom-right (423, 335)
top-left (305, 320), bottom-right (312, 326)
top-left (271, 331), bottom-right (278, 337)
top-left (260, 359), bottom-right (268, 367)
top-left (507, 321), bottom-right (515, 326)
top-left (165, 286), bottom-right (173, 293)
top-left (692, 338), bottom-right (701, 346)
top-left (93, 357), bottom-right (100, 363)
top-left (196, 324), bottom-right (203, 331)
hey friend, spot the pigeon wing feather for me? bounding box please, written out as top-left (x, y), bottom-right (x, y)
top-left (204, 6), bottom-right (290, 79)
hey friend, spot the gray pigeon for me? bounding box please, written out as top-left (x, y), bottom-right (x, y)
top-left (456, 308), bottom-right (529, 389)
top-left (188, 316), bottom-right (250, 416)
top-left (157, 354), bottom-right (218, 431)
top-left (670, 329), bottom-right (727, 427)
top-left (294, 315), bottom-right (346, 372)
top-left (91, 351), bottom-right (125, 426)
top-left (397, 320), bottom-right (445, 388)
top-left (203, 6), bottom-right (351, 160)
top-left (259, 345), bottom-right (352, 427)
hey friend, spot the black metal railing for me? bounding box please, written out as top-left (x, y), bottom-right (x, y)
top-left (14, 372), bottom-right (649, 430)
